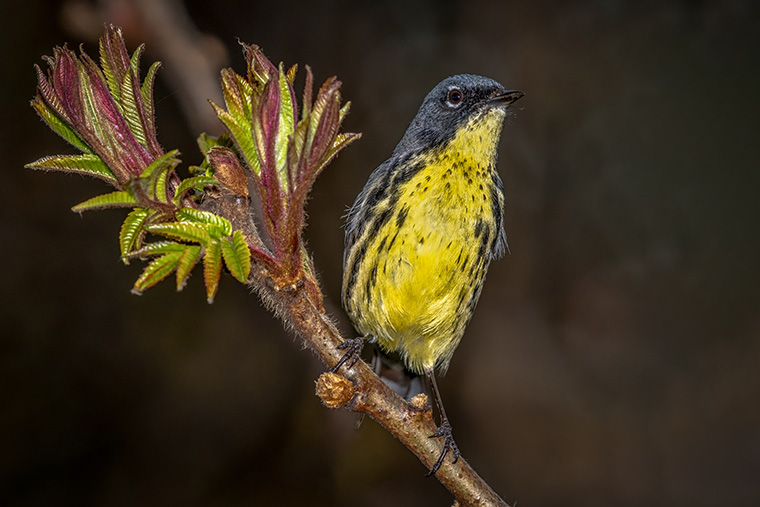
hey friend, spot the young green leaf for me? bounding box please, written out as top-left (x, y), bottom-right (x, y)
top-left (140, 150), bottom-right (180, 202)
top-left (175, 208), bottom-right (232, 237)
top-left (132, 251), bottom-right (183, 294)
top-left (211, 69), bottom-right (260, 176)
top-left (197, 132), bottom-right (233, 156)
top-left (120, 64), bottom-right (146, 146)
top-left (275, 64), bottom-right (296, 190)
top-left (31, 93), bottom-right (94, 155)
top-left (221, 230), bottom-right (252, 283)
top-left (176, 244), bottom-right (202, 290)
top-left (26, 154), bottom-right (117, 185)
top-left (146, 222), bottom-right (213, 245)
top-left (286, 63), bottom-right (298, 84)
top-left (151, 162), bottom-right (169, 203)
top-left (120, 208), bottom-right (152, 261)
top-left (318, 131), bottom-right (361, 177)
top-left (172, 176), bottom-right (219, 206)
top-left (129, 240), bottom-right (187, 257)
top-left (140, 61), bottom-right (161, 132)
top-left (203, 240), bottom-right (222, 303)
top-left (210, 102), bottom-right (260, 176)
top-left (99, 36), bottom-right (120, 103)
top-left (72, 190), bottom-right (137, 212)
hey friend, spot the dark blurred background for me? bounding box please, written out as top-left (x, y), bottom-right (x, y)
top-left (3, 0), bottom-right (759, 505)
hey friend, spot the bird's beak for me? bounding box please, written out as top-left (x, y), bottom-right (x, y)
top-left (489, 90), bottom-right (524, 106)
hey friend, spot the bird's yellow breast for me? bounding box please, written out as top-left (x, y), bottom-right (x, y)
top-left (346, 108), bottom-right (506, 373)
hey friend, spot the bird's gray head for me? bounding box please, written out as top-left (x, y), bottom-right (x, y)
top-left (394, 74), bottom-right (523, 157)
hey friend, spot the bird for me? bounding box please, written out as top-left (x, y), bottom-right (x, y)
top-left (337, 74), bottom-right (523, 475)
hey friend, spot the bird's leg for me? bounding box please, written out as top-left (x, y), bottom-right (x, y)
top-left (425, 370), bottom-right (461, 476)
top-left (330, 335), bottom-right (374, 373)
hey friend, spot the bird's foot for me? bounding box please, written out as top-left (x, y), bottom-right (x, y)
top-left (330, 336), bottom-right (366, 373)
top-left (425, 420), bottom-right (460, 476)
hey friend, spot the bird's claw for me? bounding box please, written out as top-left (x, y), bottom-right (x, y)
top-left (330, 336), bottom-right (365, 373)
top-left (426, 420), bottom-right (460, 476)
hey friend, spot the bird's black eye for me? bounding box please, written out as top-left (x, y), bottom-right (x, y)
top-left (446, 88), bottom-right (463, 107)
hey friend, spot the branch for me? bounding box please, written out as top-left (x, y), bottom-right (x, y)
top-left (270, 283), bottom-right (510, 506)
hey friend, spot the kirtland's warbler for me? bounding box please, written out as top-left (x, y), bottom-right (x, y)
top-left (338, 74), bottom-right (523, 475)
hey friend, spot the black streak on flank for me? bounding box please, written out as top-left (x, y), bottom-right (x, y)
top-left (468, 261), bottom-right (477, 279)
top-left (396, 206), bottom-right (409, 229)
top-left (474, 218), bottom-right (485, 238)
top-left (456, 288), bottom-right (467, 311)
top-left (477, 231), bottom-right (490, 262)
top-left (491, 172), bottom-right (504, 229)
top-left (344, 241), bottom-right (368, 302)
top-left (369, 205), bottom-right (394, 239)
top-left (346, 196), bottom-right (399, 303)
top-left (364, 261), bottom-right (379, 304)
top-left (388, 231), bottom-right (399, 250)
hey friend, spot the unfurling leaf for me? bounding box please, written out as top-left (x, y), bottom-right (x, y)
top-left (137, 149), bottom-right (181, 203)
top-left (211, 69), bottom-right (259, 175)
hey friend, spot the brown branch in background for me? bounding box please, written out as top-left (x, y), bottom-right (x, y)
top-left (61, 0), bottom-right (228, 134)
